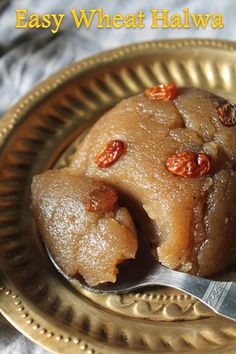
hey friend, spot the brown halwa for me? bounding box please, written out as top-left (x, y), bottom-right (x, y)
top-left (32, 85), bottom-right (236, 285)
top-left (31, 170), bottom-right (137, 286)
top-left (69, 86), bottom-right (236, 276)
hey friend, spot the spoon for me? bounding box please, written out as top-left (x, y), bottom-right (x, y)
top-left (46, 235), bottom-right (236, 322)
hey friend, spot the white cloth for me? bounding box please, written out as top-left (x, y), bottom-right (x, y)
top-left (0, 0), bottom-right (235, 353)
top-left (0, 316), bottom-right (49, 354)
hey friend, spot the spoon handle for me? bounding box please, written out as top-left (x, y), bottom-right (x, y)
top-left (200, 280), bottom-right (236, 320)
top-left (146, 267), bottom-right (236, 321)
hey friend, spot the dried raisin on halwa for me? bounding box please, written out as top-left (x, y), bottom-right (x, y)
top-left (144, 83), bottom-right (177, 101)
top-left (217, 102), bottom-right (236, 127)
top-left (166, 151), bottom-right (211, 178)
top-left (95, 140), bottom-right (127, 168)
top-left (85, 185), bottom-right (118, 212)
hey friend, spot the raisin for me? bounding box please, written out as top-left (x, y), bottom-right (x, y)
top-left (166, 151), bottom-right (211, 178)
top-left (217, 102), bottom-right (236, 127)
top-left (85, 185), bottom-right (118, 212)
top-left (144, 83), bottom-right (177, 101)
top-left (95, 140), bottom-right (127, 168)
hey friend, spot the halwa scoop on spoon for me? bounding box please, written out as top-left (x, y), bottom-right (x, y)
top-left (46, 230), bottom-right (236, 323)
top-left (32, 169), bottom-right (236, 322)
top-left (31, 169), bottom-right (138, 286)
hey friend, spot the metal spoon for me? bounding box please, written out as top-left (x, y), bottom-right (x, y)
top-left (47, 235), bottom-right (236, 322)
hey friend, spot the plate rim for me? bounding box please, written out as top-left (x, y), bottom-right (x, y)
top-left (1, 38), bottom-right (236, 354)
top-left (1, 37), bottom-right (236, 147)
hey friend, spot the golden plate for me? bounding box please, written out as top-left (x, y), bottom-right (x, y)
top-left (0, 39), bottom-right (236, 354)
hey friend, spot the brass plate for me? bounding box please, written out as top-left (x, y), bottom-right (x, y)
top-left (0, 39), bottom-right (236, 354)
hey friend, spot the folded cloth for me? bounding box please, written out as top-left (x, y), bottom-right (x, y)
top-left (0, 315), bottom-right (49, 354)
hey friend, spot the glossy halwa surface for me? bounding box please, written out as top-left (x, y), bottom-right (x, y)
top-left (31, 169), bottom-right (137, 286)
top-left (70, 88), bottom-right (236, 276)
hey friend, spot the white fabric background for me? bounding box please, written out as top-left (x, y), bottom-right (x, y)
top-left (0, 0), bottom-right (236, 353)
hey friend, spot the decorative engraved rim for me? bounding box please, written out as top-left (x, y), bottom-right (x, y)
top-left (1, 38), bottom-right (236, 147)
top-left (1, 39), bottom-right (236, 354)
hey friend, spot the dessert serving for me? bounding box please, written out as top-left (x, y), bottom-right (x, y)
top-left (31, 83), bottom-right (236, 286)
top-left (31, 170), bottom-right (137, 286)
